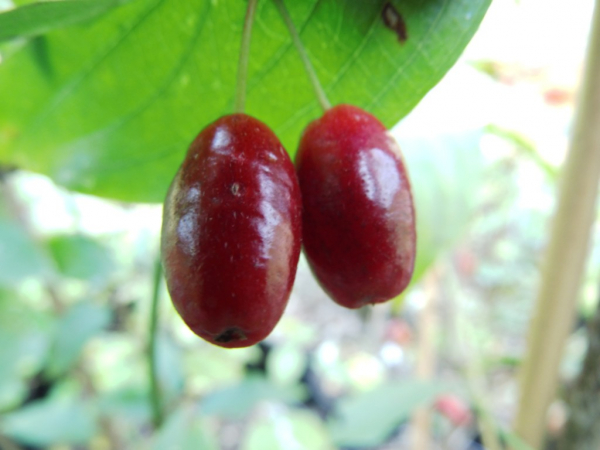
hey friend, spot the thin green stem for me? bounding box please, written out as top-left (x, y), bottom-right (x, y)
top-left (235, 0), bottom-right (259, 113)
top-left (148, 256), bottom-right (165, 429)
top-left (272, 0), bottom-right (331, 111)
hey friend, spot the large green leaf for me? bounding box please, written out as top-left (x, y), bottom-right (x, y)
top-left (0, 0), bottom-right (490, 202)
top-left (0, 0), bottom-right (133, 43)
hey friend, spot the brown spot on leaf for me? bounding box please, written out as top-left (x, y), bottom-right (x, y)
top-left (382, 2), bottom-right (408, 44)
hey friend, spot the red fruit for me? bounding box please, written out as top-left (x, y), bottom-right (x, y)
top-left (161, 114), bottom-right (302, 348)
top-left (434, 394), bottom-right (473, 427)
top-left (295, 104), bottom-right (415, 309)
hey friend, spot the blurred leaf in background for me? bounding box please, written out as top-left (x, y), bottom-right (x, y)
top-left (242, 405), bottom-right (334, 450)
top-left (152, 406), bottom-right (217, 450)
top-left (389, 65), bottom-right (489, 303)
top-left (200, 376), bottom-right (305, 421)
top-left (266, 343), bottom-right (308, 388)
top-left (155, 332), bottom-right (186, 406)
top-left (46, 234), bottom-right (115, 285)
top-left (0, 288), bottom-right (53, 411)
top-left (328, 380), bottom-right (444, 448)
top-left (45, 301), bottom-right (111, 378)
top-left (0, 219), bottom-right (52, 286)
top-left (1, 395), bottom-right (97, 446)
top-left (401, 129), bottom-right (484, 285)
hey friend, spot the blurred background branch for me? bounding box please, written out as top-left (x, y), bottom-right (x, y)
top-left (513, 0), bottom-right (600, 447)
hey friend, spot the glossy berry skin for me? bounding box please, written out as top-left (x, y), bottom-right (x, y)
top-left (161, 114), bottom-right (302, 348)
top-left (296, 104), bottom-right (416, 309)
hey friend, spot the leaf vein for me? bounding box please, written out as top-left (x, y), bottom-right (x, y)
top-left (18, 0), bottom-right (167, 141)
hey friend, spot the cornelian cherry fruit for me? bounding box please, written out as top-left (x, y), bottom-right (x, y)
top-left (295, 104), bottom-right (416, 309)
top-left (161, 114), bottom-right (302, 348)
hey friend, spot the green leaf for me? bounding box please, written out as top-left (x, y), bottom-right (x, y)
top-left (328, 380), bottom-right (444, 447)
top-left (0, 0), bottom-right (491, 202)
top-left (0, 397), bottom-right (97, 446)
top-left (0, 220), bottom-right (52, 286)
top-left (46, 301), bottom-right (111, 378)
top-left (0, 329), bottom-right (42, 411)
top-left (0, 290), bottom-right (53, 410)
top-left (242, 407), bottom-right (334, 450)
top-left (46, 233), bottom-right (114, 283)
top-left (499, 428), bottom-right (535, 450)
top-left (97, 385), bottom-right (151, 422)
top-left (200, 376), bottom-right (305, 420)
top-left (400, 128), bottom-right (484, 284)
top-left (152, 406), bottom-right (217, 450)
top-left (266, 343), bottom-right (307, 387)
top-left (155, 332), bottom-right (185, 404)
top-left (0, 0), bottom-right (133, 43)
top-left (486, 124), bottom-right (559, 179)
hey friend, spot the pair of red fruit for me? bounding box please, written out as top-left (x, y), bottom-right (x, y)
top-left (161, 104), bottom-right (416, 348)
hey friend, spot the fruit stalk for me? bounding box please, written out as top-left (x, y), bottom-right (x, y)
top-left (513, 0), bottom-right (600, 446)
top-left (235, 0), bottom-right (259, 113)
top-left (272, 0), bottom-right (331, 111)
top-left (148, 257), bottom-right (165, 428)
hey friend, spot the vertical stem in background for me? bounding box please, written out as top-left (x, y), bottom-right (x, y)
top-left (463, 345), bottom-right (503, 450)
top-left (272, 0), bottom-right (331, 111)
top-left (148, 257), bottom-right (165, 429)
top-left (411, 269), bottom-right (439, 448)
top-left (234, 0), bottom-right (259, 114)
top-left (448, 262), bottom-right (504, 450)
top-left (513, 0), bottom-right (600, 447)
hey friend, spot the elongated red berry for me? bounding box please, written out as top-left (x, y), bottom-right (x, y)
top-left (161, 114), bottom-right (302, 348)
top-left (296, 104), bottom-right (416, 309)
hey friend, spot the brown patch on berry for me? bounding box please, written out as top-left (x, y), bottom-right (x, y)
top-left (214, 328), bottom-right (247, 343)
